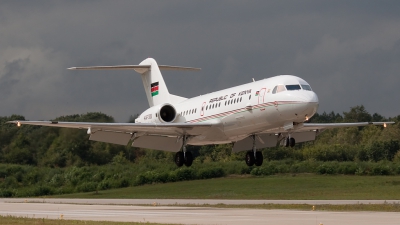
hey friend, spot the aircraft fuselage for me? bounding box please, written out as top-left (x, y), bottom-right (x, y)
top-left (136, 75), bottom-right (319, 145)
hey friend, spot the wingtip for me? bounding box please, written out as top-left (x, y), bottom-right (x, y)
top-left (67, 67), bottom-right (76, 70)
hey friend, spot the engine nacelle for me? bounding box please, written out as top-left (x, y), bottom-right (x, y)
top-left (136, 103), bottom-right (178, 123)
top-left (158, 104), bottom-right (177, 123)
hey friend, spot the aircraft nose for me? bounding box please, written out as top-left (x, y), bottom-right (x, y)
top-left (310, 91), bottom-right (319, 103)
top-left (298, 91), bottom-right (319, 103)
top-left (296, 91), bottom-right (319, 117)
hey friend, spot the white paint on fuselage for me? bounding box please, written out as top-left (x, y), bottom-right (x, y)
top-left (136, 75), bottom-right (319, 145)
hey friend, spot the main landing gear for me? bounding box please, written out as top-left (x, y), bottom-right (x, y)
top-left (175, 136), bottom-right (193, 167)
top-left (284, 137), bottom-right (296, 147)
top-left (175, 150), bottom-right (193, 167)
top-left (245, 135), bottom-right (264, 167)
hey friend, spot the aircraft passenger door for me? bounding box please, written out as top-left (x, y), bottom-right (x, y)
top-left (200, 102), bottom-right (206, 116)
top-left (258, 88), bottom-right (266, 104)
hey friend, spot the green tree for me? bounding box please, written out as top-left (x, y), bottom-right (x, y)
top-left (343, 105), bottom-right (372, 122)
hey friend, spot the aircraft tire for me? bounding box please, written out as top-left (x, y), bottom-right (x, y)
top-left (284, 137), bottom-right (290, 147)
top-left (289, 137), bottom-right (295, 147)
top-left (184, 151), bottom-right (193, 167)
top-left (175, 152), bottom-right (184, 167)
top-left (255, 151), bottom-right (263, 166)
top-left (245, 151), bottom-right (255, 166)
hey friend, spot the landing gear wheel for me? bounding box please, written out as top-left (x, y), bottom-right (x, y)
top-left (289, 137), bottom-right (295, 147)
top-left (284, 137), bottom-right (290, 147)
top-left (255, 151), bottom-right (263, 166)
top-left (245, 151), bottom-right (255, 166)
top-left (184, 151), bottom-right (193, 167)
top-left (175, 152), bottom-right (184, 167)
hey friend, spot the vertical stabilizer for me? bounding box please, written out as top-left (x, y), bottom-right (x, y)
top-left (138, 58), bottom-right (171, 107)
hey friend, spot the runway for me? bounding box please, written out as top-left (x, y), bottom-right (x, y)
top-left (2, 198), bottom-right (400, 205)
top-left (1, 199), bottom-right (400, 225)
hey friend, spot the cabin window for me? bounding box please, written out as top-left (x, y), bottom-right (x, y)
top-left (301, 84), bottom-right (312, 91)
top-left (249, 95), bottom-right (251, 100)
top-left (286, 84), bottom-right (301, 91)
top-left (219, 103), bottom-right (221, 107)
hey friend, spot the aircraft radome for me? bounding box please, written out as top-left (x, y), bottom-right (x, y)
top-left (8, 58), bottom-right (394, 167)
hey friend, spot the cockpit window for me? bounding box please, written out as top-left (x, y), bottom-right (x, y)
top-left (301, 84), bottom-right (312, 91)
top-left (272, 85), bottom-right (286, 94)
top-left (277, 85), bottom-right (286, 93)
top-left (272, 86), bottom-right (277, 94)
top-left (286, 84), bottom-right (301, 91)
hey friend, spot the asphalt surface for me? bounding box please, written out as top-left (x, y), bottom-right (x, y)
top-left (2, 198), bottom-right (400, 205)
top-left (1, 199), bottom-right (400, 225)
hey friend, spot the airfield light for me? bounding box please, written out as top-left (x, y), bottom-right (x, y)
top-left (17, 121), bottom-right (21, 127)
top-left (384, 123), bottom-right (387, 128)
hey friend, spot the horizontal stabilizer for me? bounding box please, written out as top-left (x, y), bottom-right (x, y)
top-left (68, 65), bottom-right (200, 74)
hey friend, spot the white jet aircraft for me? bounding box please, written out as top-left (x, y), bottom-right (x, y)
top-left (8, 58), bottom-right (394, 167)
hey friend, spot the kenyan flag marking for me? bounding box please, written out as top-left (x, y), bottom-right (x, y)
top-left (151, 82), bottom-right (159, 97)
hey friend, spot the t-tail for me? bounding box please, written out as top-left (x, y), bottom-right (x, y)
top-left (68, 58), bottom-right (200, 107)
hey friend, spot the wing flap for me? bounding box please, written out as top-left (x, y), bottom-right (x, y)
top-left (89, 131), bottom-right (132, 145)
top-left (232, 134), bottom-right (277, 152)
top-left (131, 136), bottom-right (182, 152)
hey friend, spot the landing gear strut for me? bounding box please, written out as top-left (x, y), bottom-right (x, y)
top-left (175, 136), bottom-right (193, 167)
top-left (245, 135), bottom-right (263, 166)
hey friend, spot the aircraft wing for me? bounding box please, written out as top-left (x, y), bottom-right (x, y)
top-left (302, 122), bottom-right (394, 130)
top-left (258, 121), bottom-right (394, 134)
top-left (6, 120), bottom-right (214, 136)
top-left (7, 120), bottom-right (218, 151)
top-left (232, 121), bottom-right (395, 152)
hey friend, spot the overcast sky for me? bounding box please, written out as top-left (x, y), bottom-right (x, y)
top-left (1, 1), bottom-right (399, 122)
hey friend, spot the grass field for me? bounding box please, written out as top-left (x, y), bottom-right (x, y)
top-left (52, 174), bottom-right (400, 200)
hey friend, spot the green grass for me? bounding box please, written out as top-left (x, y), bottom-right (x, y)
top-left (52, 174), bottom-right (400, 200)
top-left (0, 215), bottom-right (179, 225)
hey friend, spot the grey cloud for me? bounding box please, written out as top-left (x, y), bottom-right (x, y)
top-left (0, 1), bottom-right (399, 121)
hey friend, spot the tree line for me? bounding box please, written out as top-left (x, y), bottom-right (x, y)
top-left (0, 106), bottom-right (399, 168)
top-left (0, 105), bottom-right (400, 197)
